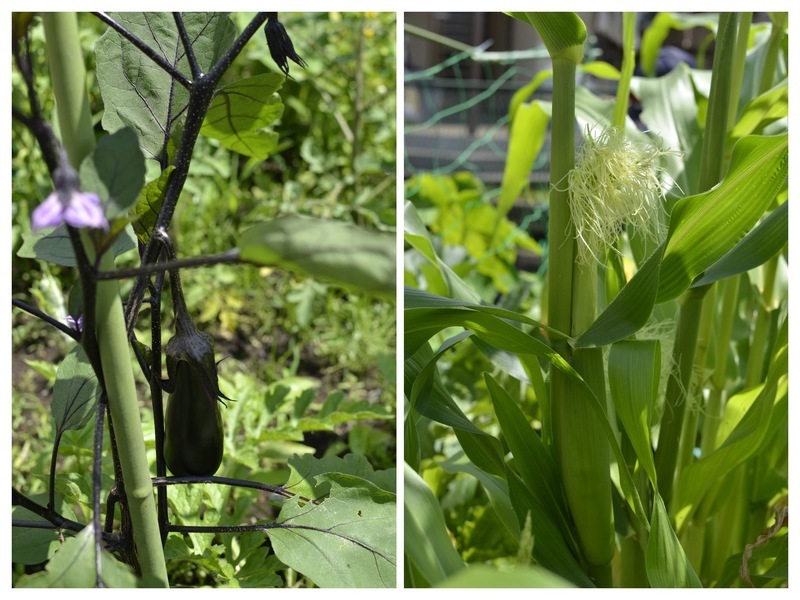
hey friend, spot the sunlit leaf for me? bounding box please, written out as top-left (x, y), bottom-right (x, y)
top-left (239, 215), bottom-right (395, 298)
top-left (131, 166), bottom-right (174, 243)
top-left (14, 524), bottom-right (143, 587)
top-left (96, 12), bottom-right (236, 160)
top-left (201, 73), bottom-right (284, 158)
top-left (269, 477), bottom-right (395, 588)
top-left (404, 463), bottom-right (466, 586)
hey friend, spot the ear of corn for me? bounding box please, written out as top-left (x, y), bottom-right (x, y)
top-left (552, 348), bottom-right (614, 569)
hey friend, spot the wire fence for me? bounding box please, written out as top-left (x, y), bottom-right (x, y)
top-left (403, 28), bottom-right (566, 275)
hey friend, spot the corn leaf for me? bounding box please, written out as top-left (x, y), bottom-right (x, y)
top-left (692, 201), bottom-right (787, 287)
top-left (405, 302), bottom-right (649, 527)
top-left (498, 101), bottom-right (548, 219)
top-left (404, 405), bottom-right (422, 472)
top-left (645, 496), bottom-right (702, 587)
top-left (406, 337), bottom-right (483, 436)
top-left (673, 321), bottom-right (787, 529)
top-left (608, 340), bottom-right (660, 486)
top-left (505, 469), bottom-right (593, 587)
top-left (404, 201), bottom-right (480, 302)
top-left (407, 336), bottom-right (507, 477)
top-left (657, 134), bottom-right (788, 302)
top-left (730, 79), bottom-right (788, 140)
top-left (574, 243), bottom-right (664, 348)
top-left (486, 374), bottom-right (572, 535)
top-left (438, 452), bottom-right (519, 540)
top-left (575, 134), bottom-right (786, 348)
top-left (485, 374), bottom-right (593, 585)
top-left (639, 13), bottom-right (718, 77)
top-left (404, 463), bottom-right (466, 586)
top-left (438, 564), bottom-right (574, 588)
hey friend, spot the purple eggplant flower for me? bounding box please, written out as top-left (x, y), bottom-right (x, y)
top-left (32, 188), bottom-right (109, 232)
top-left (66, 314), bottom-right (84, 333)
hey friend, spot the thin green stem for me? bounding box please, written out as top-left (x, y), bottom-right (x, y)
top-left (676, 285), bottom-right (716, 479)
top-left (757, 13), bottom-right (787, 94)
top-left (654, 13), bottom-right (739, 506)
top-left (698, 13), bottom-right (739, 192)
top-left (546, 59), bottom-right (576, 356)
top-left (701, 276), bottom-right (740, 457)
top-left (43, 12), bottom-right (168, 585)
top-left (94, 249), bottom-right (168, 584)
top-left (654, 285), bottom-right (706, 503)
top-left (42, 13), bottom-right (95, 167)
top-left (745, 258), bottom-right (777, 387)
top-left (727, 13), bottom-right (752, 130)
top-left (612, 13), bottom-right (636, 130)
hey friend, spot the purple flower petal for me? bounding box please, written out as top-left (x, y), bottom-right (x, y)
top-left (31, 191), bottom-right (66, 232)
top-left (64, 192), bottom-right (109, 231)
top-left (66, 315), bottom-right (84, 333)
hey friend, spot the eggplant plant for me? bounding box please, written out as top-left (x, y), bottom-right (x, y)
top-left (404, 12), bottom-right (787, 588)
top-left (12, 12), bottom-right (395, 588)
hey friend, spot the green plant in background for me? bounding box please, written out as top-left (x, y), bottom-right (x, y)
top-left (12, 11), bottom-right (395, 588)
top-left (404, 11), bottom-right (787, 588)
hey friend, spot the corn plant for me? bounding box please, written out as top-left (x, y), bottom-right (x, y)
top-left (404, 11), bottom-right (787, 588)
top-left (12, 12), bottom-right (395, 587)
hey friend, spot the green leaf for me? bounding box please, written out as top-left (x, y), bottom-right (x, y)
top-left (201, 73), bottom-right (285, 158)
top-left (11, 494), bottom-right (77, 565)
top-left (580, 61), bottom-right (621, 80)
top-left (673, 323), bottom-right (787, 529)
top-left (15, 524), bottom-right (141, 587)
top-left (405, 334), bottom-right (508, 478)
top-left (509, 70), bottom-right (553, 122)
top-left (485, 374), bottom-right (590, 586)
top-left (730, 79), bottom-right (788, 140)
top-left (283, 453), bottom-right (395, 499)
top-left (485, 374), bottom-right (571, 535)
top-left (576, 134), bottom-right (786, 348)
top-left (268, 477), bottom-right (396, 588)
top-left (498, 101), bottom-right (548, 219)
top-left (96, 12), bottom-right (236, 159)
top-left (658, 134), bottom-right (788, 302)
top-left (404, 462), bottom-right (466, 586)
top-left (608, 340), bottom-right (660, 485)
top-left (79, 127), bottom-right (146, 219)
top-left (640, 13), bottom-right (718, 77)
top-left (574, 243), bottom-right (665, 348)
top-left (693, 201), bottom-right (787, 287)
top-left (51, 345), bottom-right (99, 435)
top-left (405, 299), bottom-right (649, 527)
top-left (645, 496), bottom-right (702, 587)
top-left (238, 215), bottom-right (395, 298)
top-left (404, 201), bottom-right (480, 302)
top-left (17, 224), bottom-right (137, 267)
top-left (438, 452), bottom-right (520, 540)
top-left (131, 166), bottom-right (174, 243)
top-left (438, 564), bottom-right (574, 588)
